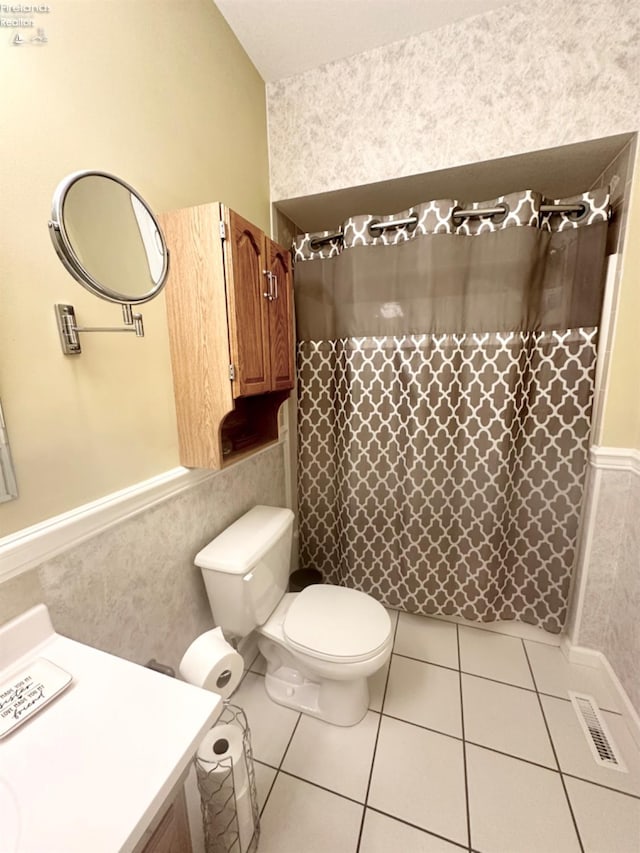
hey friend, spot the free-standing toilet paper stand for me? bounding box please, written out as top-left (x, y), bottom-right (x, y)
top-left (194, 702), bottom-right (260, 853)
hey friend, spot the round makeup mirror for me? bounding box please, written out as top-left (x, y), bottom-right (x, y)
top-left (48, 170), bottom-right (169, 305)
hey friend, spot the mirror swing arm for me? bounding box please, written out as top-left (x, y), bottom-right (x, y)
top-left (48, 170), bottom-right (169, 356)
top-left (54, 302), bottom-right (144, 356)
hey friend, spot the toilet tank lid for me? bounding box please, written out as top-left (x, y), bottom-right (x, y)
top-left (195, 506), bottom-right (294, 575)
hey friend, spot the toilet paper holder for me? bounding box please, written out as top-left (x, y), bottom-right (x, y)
top-left (194, 702), bottom-right (260, 853)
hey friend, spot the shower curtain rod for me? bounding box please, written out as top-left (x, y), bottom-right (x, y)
top-left (308, 202), bottom-right (588, 248)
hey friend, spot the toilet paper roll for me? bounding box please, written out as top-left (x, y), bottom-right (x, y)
top-left (196, 722), bottom-right (248, 798)
top-left (198, 786), bottom-right (255, 853)
top-left (179, 627), bottom-right (243, 699)
top-left (236, 783), bottom-right (256, 853)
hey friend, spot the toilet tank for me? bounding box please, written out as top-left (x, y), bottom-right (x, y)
top-left (195, 505), bottom-right (294, 638)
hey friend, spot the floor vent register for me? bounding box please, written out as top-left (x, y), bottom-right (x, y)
top-left (569, 692), bottom-right (627, 773)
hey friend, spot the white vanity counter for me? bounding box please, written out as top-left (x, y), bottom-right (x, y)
top-left (0, 605), bottom-right (222, 853)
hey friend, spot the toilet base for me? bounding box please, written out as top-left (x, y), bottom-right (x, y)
top-left (263, 664), bottom-right (369, 727)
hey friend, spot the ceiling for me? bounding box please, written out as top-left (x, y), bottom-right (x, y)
top-left (213, 0), bottom-right (517, 82)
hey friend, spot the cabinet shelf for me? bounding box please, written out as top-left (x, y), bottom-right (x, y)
top-left (220, 390), bottom-right (290, 467)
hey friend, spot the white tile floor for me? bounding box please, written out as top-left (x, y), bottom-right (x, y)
top-left (230, 610), bottom-right (640, 853)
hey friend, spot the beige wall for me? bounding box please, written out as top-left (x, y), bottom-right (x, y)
top-left (600, 148), bottom-right (640, 449)
top-left (0, 0), bottom-right (269, 536)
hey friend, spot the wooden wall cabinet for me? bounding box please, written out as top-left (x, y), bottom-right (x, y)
top-left (159, 203), bottom-right (294, 470)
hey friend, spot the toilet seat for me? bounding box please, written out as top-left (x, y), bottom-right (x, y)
top-left (283, 585), bottom-right (391, 664)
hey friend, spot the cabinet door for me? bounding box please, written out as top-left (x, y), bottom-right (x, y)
top-left (225, 209), bottom-right (271, 397)
top-left (266, 237), bottom-right (295, 391)
top-left (140, 790), bottom-right (192, 853)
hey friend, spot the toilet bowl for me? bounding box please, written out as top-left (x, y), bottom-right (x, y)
top-left (257, 587), bottom-right (392, 726)
top-left (194, 505), bottom-right (392, 726)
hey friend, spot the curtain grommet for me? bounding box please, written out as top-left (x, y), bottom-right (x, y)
top-left (309, 232), bottom-right (343, 252)
top-left (566, 202), bottom-right (589, 223)
top-left (451, 202), bottom-right (509, 225)
top-left (405, 212), bottom-right (419, 232)
top-left (367, 218), bottom-right (382, 238)
top-left (367, 213), bottom-right (419, 238)
top-left (490, 202), bottom-right (509, 224)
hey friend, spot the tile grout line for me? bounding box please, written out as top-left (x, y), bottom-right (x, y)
top-left (457, 624), bottom-right (473, 853)
top-left (257, 767), bottom-right (278, 819)
top-left (561, 772), bottom-right (640, 802)
top-left (393, 651), bottom-right (536, 688)
top-left (278, 713), bottom-right (302, 772)
top-left (378, 712), bottom-right (608, 778)
top-left (390, 608), bottom-right (565, 645)
top-left (381, 712), bottom-right (465, 742)
top-left (522, 640), bottom-right (585, 853)
top-left (277, 768), bottom-right (364, 806)
top-left (391, 651), bottom-right (622, 714)
top-left (366, 806), bottom-right (470, 852)
top-left (249, 682), bottom-right (638, 810)
top-left (255, 757), bottom-right (469, 852)
top-left (254, 713), bottom-right (640, 807)
top-left (259, 711), bottom-right (302, 818)
top-left (463, 739), bottom-right (560, 775)
top-left (250, 651), bottom-right (623, 716)
top-left (355, 612), bottom-right (401, 853)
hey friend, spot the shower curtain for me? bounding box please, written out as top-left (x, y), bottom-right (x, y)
top-left (293, 189), bottom-right (610, 634)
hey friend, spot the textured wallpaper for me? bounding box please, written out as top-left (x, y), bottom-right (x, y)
top-left (572, 466), bottom-right (640, 714)
top-left (605, 470), bottom-right (640, 713)
top-left (267, 0), bottom-right (640, 201)
top-left (572, 469), bottom-right (630, 651)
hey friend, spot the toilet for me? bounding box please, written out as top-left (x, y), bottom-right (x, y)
top-left (195, 505), bottom-right (393, 726)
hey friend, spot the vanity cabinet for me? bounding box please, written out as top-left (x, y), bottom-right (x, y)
top-left (159, 203), bottom-right (294, 469)
top-left (139, 790), bottom-right (192, 853)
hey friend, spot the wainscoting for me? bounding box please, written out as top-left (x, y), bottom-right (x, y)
top-left (568, 447), bottom-right (640, 730)
top-left (0, 443), bottom-right (286, 672)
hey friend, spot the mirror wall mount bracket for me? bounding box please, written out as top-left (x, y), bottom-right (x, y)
top-left (54, 303), bottom-right (144, 356)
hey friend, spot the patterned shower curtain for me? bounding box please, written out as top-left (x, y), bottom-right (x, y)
top-left (293, 189), bottom-right (610, 634)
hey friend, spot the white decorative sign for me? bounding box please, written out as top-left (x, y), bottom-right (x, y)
top-left (0, 658), bottom-right (72, 738)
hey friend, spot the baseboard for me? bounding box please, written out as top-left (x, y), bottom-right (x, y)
top-left (560, 636), bottom-right (599, 668)
top-left (561, 637), bottom-right (640, 751)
